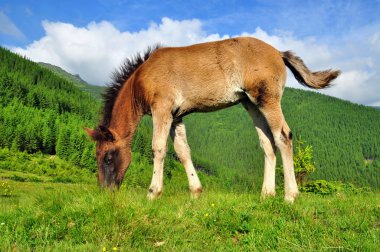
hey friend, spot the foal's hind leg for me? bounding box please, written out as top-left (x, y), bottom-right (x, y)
top-left (242, 101), bottom-right (277, 198)
top-left (257, 102), bottom-right (298, 202)
top-left (170, 120), bottom-right (203, 198)
top-left (148, 110), bottom-right (173, 200)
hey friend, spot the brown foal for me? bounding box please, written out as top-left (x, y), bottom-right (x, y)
top-left (85, 37), bottom-right (340, 202)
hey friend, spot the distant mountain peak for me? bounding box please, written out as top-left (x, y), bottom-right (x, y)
top-left (38, 62), bottom-right (105, 100)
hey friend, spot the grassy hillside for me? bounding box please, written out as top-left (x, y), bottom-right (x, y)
top-left (39, 62), bottom-right (105, 100)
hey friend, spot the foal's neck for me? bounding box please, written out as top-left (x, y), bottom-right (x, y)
top-left (109, 79), bottom-right (145, 140)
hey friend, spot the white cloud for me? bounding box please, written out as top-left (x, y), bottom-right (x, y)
top-left (0, 11), bottom-right (25, 39)
top-left (243, 28), bottom-right (332, 67)
top-left (370, 101), bottom-right (380, 107)
top-left (11, 17), bottom-right (380, 106)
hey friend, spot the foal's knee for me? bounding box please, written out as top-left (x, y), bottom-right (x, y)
top-left (152, 146), bottom-right (167, 160)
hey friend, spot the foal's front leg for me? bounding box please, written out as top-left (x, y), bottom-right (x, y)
top-left (170, 120), bottom-right (203, 198)
top-left (147, 111), bottom-right (173, 200)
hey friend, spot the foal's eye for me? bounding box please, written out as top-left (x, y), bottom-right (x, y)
top-left (104, 157), bottom-right (112, 165)
top-left (104, 153), bottom-right (113, 165)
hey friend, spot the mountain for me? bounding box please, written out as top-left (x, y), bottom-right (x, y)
top-left (38, 62), bottom-right (105, 100)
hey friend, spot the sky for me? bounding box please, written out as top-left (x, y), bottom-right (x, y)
top-left (1, 0), bottom-right (380, 106)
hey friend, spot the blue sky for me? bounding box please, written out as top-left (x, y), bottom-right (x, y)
top-left (2, 0), bottom-right (379, 46)
top-left (1, 0), bottom-right (380, 105)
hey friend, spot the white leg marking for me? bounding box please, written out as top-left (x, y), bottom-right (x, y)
top-left (170, 121), bottom-right (203, 198)
top-left (243, 102), bottom-right (277, 198)
top-left (148, 112), bottom-right (173, 200)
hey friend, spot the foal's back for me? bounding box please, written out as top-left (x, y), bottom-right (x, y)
top-left (137, 37), bottom-right (286, 115)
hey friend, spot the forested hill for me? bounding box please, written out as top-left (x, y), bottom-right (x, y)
top-left (0, 46), bottom-right (99, 169)
top-left (0, 48), bottom-right (98, 119)
top-left (38, 62), bottom-right (105, 100)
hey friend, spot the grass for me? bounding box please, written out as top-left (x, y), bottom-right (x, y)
top-left (1, 181), bottom-right (379, 251)
top-left (0, 149), bottom-right (95, 184)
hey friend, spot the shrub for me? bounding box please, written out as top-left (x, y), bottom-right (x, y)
top-left (293, 137), bottom-right (315, 186)
top-left (277, 136), bottom-right (315, 186)
top-left (301, 180), bottom-right (340, 195)
top-left (301, 180), bottom-right (372, 195)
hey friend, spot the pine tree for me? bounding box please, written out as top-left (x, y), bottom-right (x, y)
top-left (56, 127), bottom-right (71, 159)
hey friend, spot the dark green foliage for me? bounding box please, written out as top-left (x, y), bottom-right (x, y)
top-left (0, 47), bottom-right (98, 171)
top-left (301, 180), bottom-right (340, 195)
top-left (301, 180), bottom-right (371, 195)
top-left (282, 89), bottom-right (380, 187)
top-left (0, 47), bottom-right (98, 119)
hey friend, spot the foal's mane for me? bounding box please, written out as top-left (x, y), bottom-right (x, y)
top-left (101, 45), bottom-right (161, 127)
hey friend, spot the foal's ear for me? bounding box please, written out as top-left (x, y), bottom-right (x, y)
top-left (84, 127), bottom-right (99, 141)
top-left (98, 125), bottom-right (115, 142)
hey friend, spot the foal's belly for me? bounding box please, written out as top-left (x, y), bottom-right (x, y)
top-left (175, 85), bottom-right (246, 116)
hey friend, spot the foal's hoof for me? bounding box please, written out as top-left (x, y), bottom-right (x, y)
top-left (260, 190), bottom-right (276, 199)
top-left (190, 187), bottom-right (203, 199)
top-left (147, 187), bottom-right (162, 200)
top-left (284, 190), bottom-right (299, 203)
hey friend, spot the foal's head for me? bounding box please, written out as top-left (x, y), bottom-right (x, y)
top-left (85, 126), bottom-right (132, 189)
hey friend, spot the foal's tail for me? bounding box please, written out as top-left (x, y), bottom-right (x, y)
top-left (281, 51), bottom-right (341, 89)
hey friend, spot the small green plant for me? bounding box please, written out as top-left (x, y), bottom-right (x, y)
top-left (277, 136), bottom-right (315, 186)
top-left (342, 182), bottom-right (371, 194)
top-left (301, 180), bottom-right (372, 195)
top-left (301, 180), bottom-right (339, 195)
top-left (293, 136), bottom-right (315, 186)
top-left (0, 180), bottom-right (12, 197)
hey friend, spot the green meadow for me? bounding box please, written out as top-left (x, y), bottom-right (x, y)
top-left (1, 179), bottom-right (379, 251)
